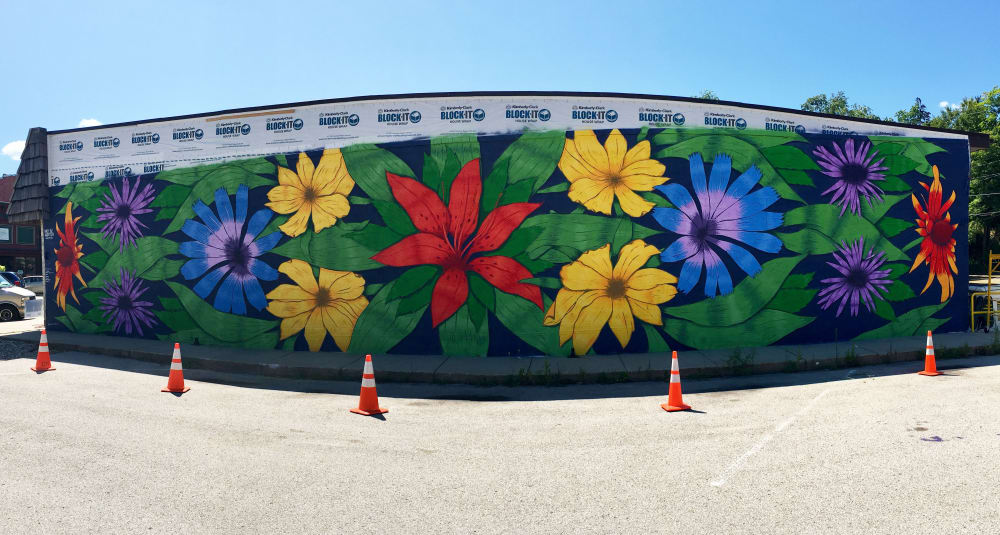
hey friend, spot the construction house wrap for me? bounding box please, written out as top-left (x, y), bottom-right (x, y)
top-left (33, 92), bottom-right (982, 356)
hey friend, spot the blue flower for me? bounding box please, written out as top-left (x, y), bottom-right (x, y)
top-left (179, 184), bottom-right (281, 315)
top-left (652, 153), bottom-right (783, 297)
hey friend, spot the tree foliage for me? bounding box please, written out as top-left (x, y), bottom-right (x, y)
top-left (694, 90), bottom-right (720, 101)
top-left (800, 91), bottom-right (881, 120)
top-left (894, 97), bottom-right (931, 125)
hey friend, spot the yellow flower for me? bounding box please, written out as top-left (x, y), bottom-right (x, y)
top-left (266, 259), bottom-right (369, 352)
top-left (558, 129), bottom-right (668, 217)
top-left (267, 148), bottom-right (355, 237)
top-left (544, 240), bottom-right (677, 355)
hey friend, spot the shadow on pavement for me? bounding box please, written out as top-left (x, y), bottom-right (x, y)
top-left (7, 343), bottom-right (998, 402)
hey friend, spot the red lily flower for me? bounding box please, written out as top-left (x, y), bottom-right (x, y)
top-left (373, 158), bottom-right (543, 326)
top-left (54, 201), bottom-right (87, 311)
top-left (909, 165), bottom-right (958, 302)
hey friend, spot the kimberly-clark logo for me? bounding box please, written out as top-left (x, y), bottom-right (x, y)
top-left (143, 162), bottom-right (165, 174)
top-left (638, 109), bottom-right (685, 126)
top-left (319, 112), bottom-right (360, 129)
top-left (572, 106), bottom-right (616, 124)
top-left (104, 165), bottom-right (133, 179)
top-left (377, 108), bottom-right (421, 126)
top-left (440, 105), bottom-right (485, 124)
top-left (215, 121), bottom-right (251, 138)
top-left (59, 140), bottom-right (84, 152)
top-left (172, 127), bottom-right (205, 142)
top-left (93, 136), bottom-right (120, 149)
top-left (265, 116), bottom-right (303, 133)
top-left (505, 105), bottom-right (550, 123)
top-left (820, 125), bottom-right (858, 136)
top-left (704, 113), bottom-right (747, 130)
top-left (68, 171), bottom-right (95, 183)
top-left (130, 131), bottom-right (160, 146)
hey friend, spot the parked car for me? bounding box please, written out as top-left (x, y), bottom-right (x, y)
top-left (22, 275), bottom-right (44, 295)
top-left (0, 271), bottom-right (23, 287)
top-left (0, 276), bottom-right (36, 321)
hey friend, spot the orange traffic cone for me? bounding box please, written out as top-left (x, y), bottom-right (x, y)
top-left (350, 354), bottom-right (388, 416)
top-left (661, 351), bottom-right (691, 412)
top-left (31, 329), bottom-right (54, 372)
top-left (918, 330), bottom-right (941, 376)
top-left (161, 343), bottom-right (190, 393)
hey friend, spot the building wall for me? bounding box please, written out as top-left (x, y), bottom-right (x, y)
top-left (42, 127), bottom-right (969, 355)
top-left (0, 203), bottom-right (41, 275)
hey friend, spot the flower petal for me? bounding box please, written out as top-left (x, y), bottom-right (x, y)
top-left (467, 202), bottom-right (540, 255)
top-left (266, 186), bottom-right (306, 214)
top-left (214, 272), bottom-right (246, 315)
top-left (561, 244), bottom-right (612, 290)
top-left (559, 137), bottom-right (604, 183)
top-left (311, 194), bottom-right (350, 233)
top-left (321, 268), bottom-right (365, 301)
top-left (448, 158), bottom-right (483, 247)
top-left (543, 288), bottom-right (584, 326)
top-left (654, 184), bottom-right (699, 220)
top-left (613, 239), bottom-right (660, 280)
top-left (659, 236), bottom-right (698, 263)
top-left (323, 297), bottom-right (367, 352)
top-left (627, 298), bottom-right (664, 325)
top-left (468, 255), bottom-right (543, 309)
top-left (278, 165), bottom-right (304, 189)
top-left (608, 297), bottom-right (635, 348)
top-left (266, 283), bottom-right (315, 302)
top-left (372, 232), bottom-right (453, 267)
top-left (214, 187), bottom-right (235, 224)
top-left (278, 208), bottom-right (312, 238)
top-left (573, 131), bottom-right (611, 175)
top-left (313, 148), bottom-right (354, 197)
top-left (303, 308), bottom-right (326, 351)
top-left (431, 268), bottom-right (468, 327)
top-left (278, 311), bottom-right (311, 342)
top-left (604, 129), bottom-right (628, 173)
top-left (267, 295), bottom-right (317, 318)
top-left (244, 277), bottom-right (267, 311)
top-left (571, 295), bottom-right (612, 355)
top-left (193, 264), bottom-right (230, 298)
top-left (568, 178), bottom-right (614, 215)
top-left (614, 185), bottom-right (655, 217)
top-left (622, 140), bottom-right (651, 167)
top-left (244, 208), bottom-right (274, 243)
top-left (278, 259), bottom-right (318, 293)
top-left (386, 172), bottom-right (449, 235)
top-left (297, 153), bottom-right (316, 188)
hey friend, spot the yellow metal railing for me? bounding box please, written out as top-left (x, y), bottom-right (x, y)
top-left (971, 251), bottom-right (1000, 330)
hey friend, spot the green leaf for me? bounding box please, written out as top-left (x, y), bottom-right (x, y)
top-left (342, 144), bottom-right (418, 234)
top-left (347, 195), bottom-right (371, 205)
top-left (636, 126), bottom-right (649, 142)
top-left (468, 273), bottom-right (495, 311)
top-left (388, 266), bottom-right (439, 301)
top-left (779, 205), bottom-right (908, 262)
top-left (348, 279), bottom-right (428, 353)
top-left (521, 214), bottom-right (660, 261)
top-left (54, 181), bottom-right (107, 205)
top-left (481, 157), bottom-right (509, 217)
top-left (364, 283), bottom-right (384, 297)
top-left (421, 153), bottom-right (442, 194)
top-left (877, 216), bottom-right (913, 238)
top-left (150, 184), bottom-right (192, 209)
top-left (860, 193), bottom-right (910, 223)
top-left (81, 230), bottom-right (118, 256)
top-left (437, 150), bottom-right (463, 204)
top-left (163, 166), bottom-right (275, 234)
top-left (489, 225), bottom-right (544, 258)
top-left (158, 296), bottom-right (183, 311)
top-left (782, 273), bottom-right (814, 289)
top-left (902, 237), bottom-right (923, 252)
top-left (643, 323), bottom-right (670, 353)
top-left (155, 309), bottom-right (199, 332)
top-left (272, 223), bottom-right (397, 272)
top-left (156, 158), bottom-right (275, 186)
top-left (521, 277), bottom-right (562, 289)
top-left (778, 169), bottom-right (814, 187)
top-left (397, 283), bottom-right (433, 316)
top-left (879, 154), bottom-right (919, 176)
top-left (498, 179), bottom-right (535, 206)
top-left (57, 303), bottom-right (101, 334)
top-left (879, 175), bottom-right (911, 192)
top-left (467, 294), bottom-right (487, 328)
top-left (664, 255), bottom-right (805, 327)
top-left (652, 128), bottom-right (806, 149)
top-left (761, 145), bottom-right (820, 170)
top-left (655, 135), bottom-right (805, 203)
top-left (766, 288), bottom-right (817, 314)
top-left (274, 154), bottom-right (288, 168)
top-left (438, 304), bottom-right (489, 356)
top-left (873, 298), bottom-right (896, 321)
top-left (917, 315), bottom-right (949, 335)
top-left (165, 281), bottom-right (278, 343)
top-left (663, 309), bottom-right (814, 350)
top-left (640, 191), bottom-right (674, 208)
top-left (493, 290), bottom-right (569, 356)
top-left (141, 257), bottom-right (184, 281)
top-left (885, 280), bottom-right (916, 302)
top-left (88, 237), bottom-right (180, 288)
top-left (79, 250), bottom-right (110, 273)
top-left (482, 130), bottom-right (565, 213)
top-left (538, 182), bottom-right (570, 194)
top-left (884, 263), bottom-right (909, 279)
top-left (158, 328), bottom-right (226, 347)
top-left (853, 303), bottom-right (945, 340)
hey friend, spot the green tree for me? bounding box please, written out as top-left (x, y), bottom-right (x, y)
top-left (893, 97), bottom-right (931, 125)
top-left (800, 91), bottom-right (881, 120)
top-left (694, 90), bottom-right (720, 101)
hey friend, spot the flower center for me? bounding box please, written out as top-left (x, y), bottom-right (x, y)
top-left (930, 219), bottom-right (953, 246)
top-left (224, 238), bottom-right (252, 276)
top-left (606, 278), bottom-right (627, 299)
top-left (56, 244), bottom-right (76, 265)
top-left (841, 163), bottom-right (869, 186)
top-left (115, 203), bottom-right (132, 220)
top-left (691, 214), bottom-right (718, 245)
top-left (606, 174), bottom-right (623, 187)
top-left (846, 267), bottom-right (869, 288)
top-left (314, 287), bottom-right (332, 308)
top-left (116, 295), bottom-right (133, 311)
top-left (303, 186), bottom-right (318, 203)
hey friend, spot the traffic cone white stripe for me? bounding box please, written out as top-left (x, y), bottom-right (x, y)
top-left (170, 361), bottom-right (183, 370)
top-left (361, 377), bottom-right (376, 388)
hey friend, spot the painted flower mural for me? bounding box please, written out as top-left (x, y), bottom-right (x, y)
top-left (909, 165), bottom-right (958, 302)
top-left (266, 259), bottom-right (368, 352)
top-left (372, 158), bottom-right (543, 327)
top-left (558, 129), bottom-right (668, 217)
top-left (653, 154), bottom-right (783, 297)
top-left (817, 238), bottom-right (891, 317)
top-left (53, 202), bottom-right (87, 311)
top-left (96, 176), bottom-right (155, 251)
top-left (179, 185), bottom-right (281, 315)
top-left (813, 139), bottom-right (887, 216)
top-left (99, 269), bottom-right (157, 335)
top-left (544, 240), bottom-right (677, 355)
top-left (267, 148), bottom-right (355, 237)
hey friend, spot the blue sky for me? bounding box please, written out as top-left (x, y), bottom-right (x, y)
top-left (2, 0), bottom-right (998, 174)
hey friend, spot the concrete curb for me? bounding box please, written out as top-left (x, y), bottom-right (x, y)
top-left (6, 330), bottom-right (999, 385)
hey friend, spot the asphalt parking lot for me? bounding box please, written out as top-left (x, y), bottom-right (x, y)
top-left (1, 349), bottom-right (998, 534)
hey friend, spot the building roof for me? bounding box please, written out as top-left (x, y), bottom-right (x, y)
top-left (0, 175), bottom-right (17, 204)
top-left (6, 127), bottom-right (48, 223)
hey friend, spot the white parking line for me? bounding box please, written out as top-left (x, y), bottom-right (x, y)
top-left (710, 388), bottom-right (832, 487)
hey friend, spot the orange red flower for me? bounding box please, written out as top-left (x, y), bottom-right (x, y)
top-left (909, 165), bottom-right (958, 302)
top-left (54, 202), bottom-right (87, 310)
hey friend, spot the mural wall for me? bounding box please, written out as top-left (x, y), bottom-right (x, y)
top-left (43, 127), bottom-right (969, 356)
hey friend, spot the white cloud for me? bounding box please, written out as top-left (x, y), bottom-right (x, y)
top-left (78, 118), bottom-right (103, 127)
top-left (2, 140), bottom-right (25, 162)
top-left (951, 103), bottom-right (960, 109)
top-left (939, 100), bottom-right (950, 108)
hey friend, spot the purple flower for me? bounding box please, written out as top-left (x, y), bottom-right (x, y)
top-left (813, 139), bottom-right (887, 216)
top-left (179, 184), bottom-right (280, 315)
top-left (96, 176), bottom-right (155, 251)
top-left (653, 153), bottom-right (783, 297)
top-left (817, 238), bottom-right (892, 317)
top-left (99, 269), bottom-right (157, 335)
